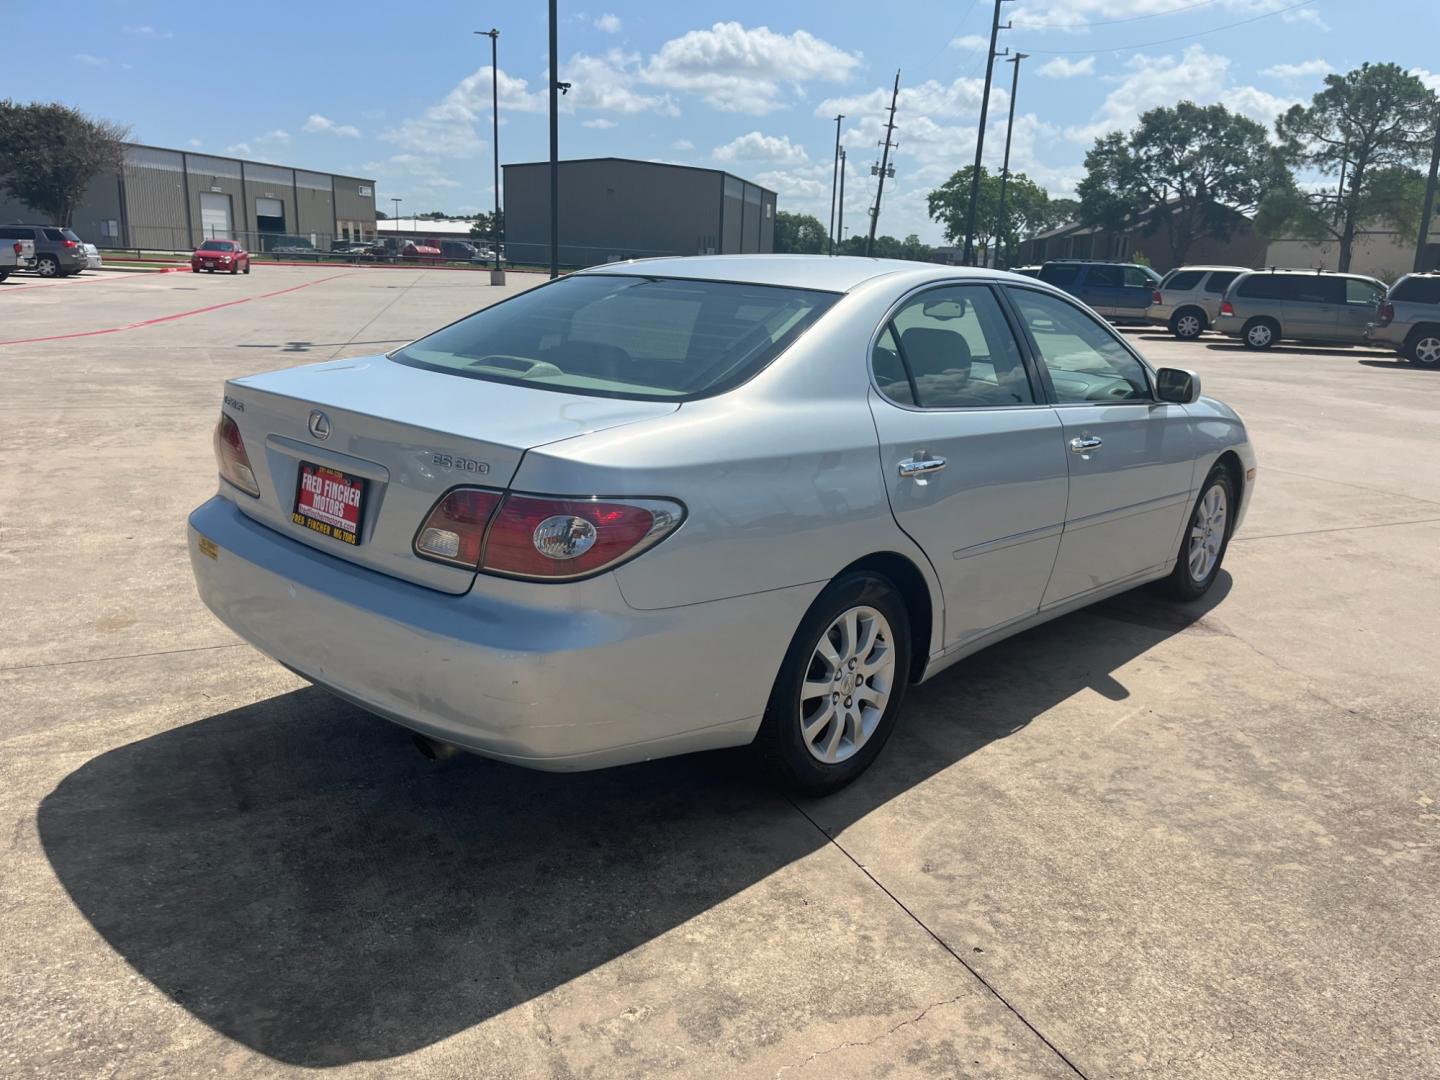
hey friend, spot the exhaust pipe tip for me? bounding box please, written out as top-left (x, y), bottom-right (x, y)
top-left (412, 733), bottom-right (462, 762)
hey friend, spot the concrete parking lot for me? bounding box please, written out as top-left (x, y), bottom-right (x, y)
top-left (2, 264), bottom-right (1437, 1079)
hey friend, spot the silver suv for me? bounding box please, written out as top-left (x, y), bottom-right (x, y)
top-left (1365, 272), bottom-right (1440, 367)
top-left (1213, 268), bottom-right (1387, 350)
top-left (1151, 265), bottom-right (1248, 339)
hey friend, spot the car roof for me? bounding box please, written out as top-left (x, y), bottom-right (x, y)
top-left (572, 254), bottom-right (1013, 293)
top-left (1169, 265), bottom-right (1249, 272)
top-left (1240, 267), bottom-right (1378, 278)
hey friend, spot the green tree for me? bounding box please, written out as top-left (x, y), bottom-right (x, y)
top-left (1076, 101), bottom-right (1285, 267)
top-left (1044, 197), bottom-right (1080, 229)
top-left (926, 165), bottom-right (1053, 266)
top-left (1257, 63), bottom-right (1439, 271)
top-left (773, 210), bottom-right (829, 253)
top-left (469, 210), bottom-right (504, 243)
top-left (0, 101), bottom-right (129, 226)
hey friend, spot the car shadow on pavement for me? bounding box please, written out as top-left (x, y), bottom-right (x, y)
top-left (1356, 358), bottom-right (1427, 371)
top-left (38, 576), bottom-right (1229, 1067)
top-left (1202, 341), bottom-right (1394, 358)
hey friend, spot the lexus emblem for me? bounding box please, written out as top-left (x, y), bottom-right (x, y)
top-left (308, 410), bottom-right (332, 441)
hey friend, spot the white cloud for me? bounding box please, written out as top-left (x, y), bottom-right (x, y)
top-left (124, 25), bottom-right (173, 39)
top-left (362, 154), bottom-right (462, 194)
top-left (1066, 45), bottom-right (1227, 141)
top-left (672, 138), bottom-right (696, 151)
top-left (256, 129), bottom-right (290, 145)
top-left (382, 65), bottom-right (540, 157)
top-left (225, 143), bottom-right (252, 156)
top-left (303, 114), bottom-right (361, 137)
top-left (187, 138), bottom-right (202, 148)
top-left (642, 22), bottom-right (861, 114)
top-left (1038, 56), bottom-right (1096, 79)
top-left (582, 117), bottom-right (618, 129)
top-left (1410, 68), bottom-right (1440, 94)
top-left (1260, 59), bottom-right (1331, 80)
top-left (713, 131), bottom-right (809, 165)
top-left (950, 34), bottom-right (989, 51)
top-left (594, 13), bottom-right (621, 33)
top-left (1224, 86), bottom-right (1298, 126)
top-left (1012, 0), bottom-right (1325, 33)
top-left (562, 50), bottom-right (680, 115)
top-left (818, 74), bottom-right (993, 122)
top-left (73, 53), bottom-right (108, 66)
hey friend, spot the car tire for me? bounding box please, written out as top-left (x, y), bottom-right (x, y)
top-left (1241, 317), bottom-right (1278, 350)
top-left (1170, 308), bottom-right (1207, 340)
top-left (191, 266), bottom-right (200, 273)
top-left (243, 263), bottom-right (250, 275)
top-left (1164, 465), bottom-right (1235, 601)
top-left (230, 264), bottom-right (238, 274)
top-left (753, 571), bottom-right (911, 795)
top-left (1403, 327), bottom-right (1440, 367)
top-left (36, 255), bottom-right (60, 278)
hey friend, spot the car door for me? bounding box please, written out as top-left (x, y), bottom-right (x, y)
top-left (1079, 264), bottom-right (1124, 317)
top-left (1338, 278), bottom-right (1386, 341)
top-left (1115, 265), bottom-right (1156, 319)
top-left (1287, 275), bottom-right (1345, 340)
top-left (868, 283), bottom-right (1070, 647)
top-left (1003, 285), bottom-right (1196, 604)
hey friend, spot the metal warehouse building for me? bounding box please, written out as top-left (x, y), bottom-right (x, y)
top-left (0, 142), bottom-right (376, 252)
top-left (503, 157), bottom-right (776, 268)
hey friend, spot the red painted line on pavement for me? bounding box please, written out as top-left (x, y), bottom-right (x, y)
top-left (0, 272), bottom-right (352, 346)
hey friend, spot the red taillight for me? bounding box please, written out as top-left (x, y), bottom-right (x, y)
top-left (11, 242), bottom-right (19, 256)
top-left (1378, 300), bottom-right (1395, 324)
top-left (62, 239), bottom-right (78, 249)
top-left (414, 488), bottom-right (503, 567)
top-left (213, 413), bottom-right (260, 497)
top-left (413, 489), bottom-right (683, 578)
top-left (1220, 300), bottom-right (1235, 316)
top-left (1151, 289), bottom-right (1162, 304)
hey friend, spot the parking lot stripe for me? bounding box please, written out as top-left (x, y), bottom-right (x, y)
top-left (0, 272), bottom-right (353, 346)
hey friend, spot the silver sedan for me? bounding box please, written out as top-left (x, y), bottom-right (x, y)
top-left (188, 256), bottom-right (1256, 793)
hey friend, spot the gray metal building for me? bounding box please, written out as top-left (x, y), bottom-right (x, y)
top-left (0, 142), bottom-right (375, 252)
top-left (502, 157), bottom-right (776, 268)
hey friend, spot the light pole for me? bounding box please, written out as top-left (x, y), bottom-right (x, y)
top-left (476, 28), bottom-right (505, 284)
top-left (994, 52), bottom-right (1027, 270)
top-left (836, 147), bottom-right (846, 254)
top-left (828, 113), bottom-right (844, 254)
top-left (548, 0), bottom-right (560, 279)
top-left (391, 197), bottom-right (403, 253)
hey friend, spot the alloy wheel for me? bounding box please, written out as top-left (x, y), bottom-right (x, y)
top-left (1247, 323), bottom-right (1273, 348)
top-left (798, 605), bottom-right (896, 764)
top-left (1188, 483), bottom-right (1228, 582)
top-left (1413, 335), bottom-right (1440, 366)
top-left (1177, 313), bottom-right (1202, 338)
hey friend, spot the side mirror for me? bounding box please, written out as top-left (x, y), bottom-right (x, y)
top-left (1156, 367), bottom-right (1201, 404)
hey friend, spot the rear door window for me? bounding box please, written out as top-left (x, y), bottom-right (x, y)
top-left (43, 228), bottom-right (66, 241)
top-left (877, 286), bottom-right (1035, 408)
top-left (1085, 265), bottom-right (1124, 288)
top-left (1344, 278), bottom-right (1385, 306)
top-left (1392, 276), bottom-right (1440, 304)
top-left (1237, 274), bottom-right (1295, 300)
top-left (1203, 271), bottom-right (1239, 294)
top-left (1165, 270), bottom-right (1205, 291)
top-left (1292, 277), bottom-right (1344, 305)
top-left (1122, 266), bottom-right (1153, 288)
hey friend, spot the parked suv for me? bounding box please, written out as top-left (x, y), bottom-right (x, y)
top-left (0, 224), bottom-right (88, 277)
top-left (1213, 268), bottom-right (1387, 349)
top-left (1037, 260), bottom-right (1161, 323)
top-left (1151, 265), bottom-right (1248, 339)
top-left (1366, 272), bottom-right (1440, 367)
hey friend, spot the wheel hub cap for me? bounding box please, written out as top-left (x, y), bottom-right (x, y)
top-left (1416, 337), bottom-right (1440, 364)
top-left (799, 605), bottom-right (896, 764)
top-left (1187, 484), bottom-right (1228, 582)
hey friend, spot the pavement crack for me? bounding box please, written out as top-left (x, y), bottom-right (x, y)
top-left (1232, 515), bottom-right (1440, 543)
top-left (0, 642), bottom-right (244, 673)
top-left (785, 796), bottom-right (1090, 1079)
top-left (773, 992), bottom-right (969, 1078)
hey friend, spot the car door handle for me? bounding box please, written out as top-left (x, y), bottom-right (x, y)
top-left (898, 456), bottom-right (947, 477)
top-left (1069, 436), bottom-right (1103, 454)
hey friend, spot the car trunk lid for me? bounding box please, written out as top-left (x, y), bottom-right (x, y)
top-left (220, 354), bottom-right (678, 593)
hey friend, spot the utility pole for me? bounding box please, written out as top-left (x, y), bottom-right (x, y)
top-left (548, 0), bottom-right (560, 278)
top-left (994, 52), bottom-right (1027, 270)
top-left (828, 113), bottom-right (845, 254)
top-left (836, 147), bottom-right (846, 255)
top-left (391, 196), bottom-right (402, 237)
top-left (476, 28), bottom-right (505, 284)
top-left (866, 70), bottom-right (901, 257)
top-left (1414, 109), bottom-right (1440, 272)
top-left (962, 0), bottom-right (1011, 265)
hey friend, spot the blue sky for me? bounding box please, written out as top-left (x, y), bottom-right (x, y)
top-left (10, 0), bottom-right (1439, 243)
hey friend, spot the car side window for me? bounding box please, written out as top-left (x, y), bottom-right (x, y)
top-left (1293, 277), bottom-right (1344, 305)
top-left (1007, 287), bottom-right (1152, 404)
top-left (1166, 270), bottom-right (1205, 291)
top-left (1086, 265), bottom-right (1123, 288)
top-left (1344, 279), bottom-right (1384, 306)
top-left (875, 286), bottom-right (1035, 408)
top-left (1122, 266), bottom-right (1153, 288)
top-left (1204, 271), bottom-right (1239, 294)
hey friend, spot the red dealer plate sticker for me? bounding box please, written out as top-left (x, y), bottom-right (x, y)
top-left (292, 463), bottom-right (366, 546)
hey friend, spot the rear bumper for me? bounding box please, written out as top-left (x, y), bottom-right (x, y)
top-left (1363, 322), bottom-right (1405, 348)
top-left (188, 496), bottom-right (818, 771)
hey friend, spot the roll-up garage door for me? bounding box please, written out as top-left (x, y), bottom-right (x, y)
top-left (199, 192), bottom-right (233, 240)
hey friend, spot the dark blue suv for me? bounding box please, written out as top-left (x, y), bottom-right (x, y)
top-left (1038, 260), bottom-right (1161, 324)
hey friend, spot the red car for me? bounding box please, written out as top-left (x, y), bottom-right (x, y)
top-left (191, 239), bottom-right (251, 274)
top-left (401, 240), bottom-right (443, 262)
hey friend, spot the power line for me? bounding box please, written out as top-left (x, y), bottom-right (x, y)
top-left (1028, 0), bottom-right (1230, 31)
top-left (1017, 0), bottom-right (1319, 54)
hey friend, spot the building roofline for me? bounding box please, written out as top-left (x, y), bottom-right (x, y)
top-left (121, 141), bottom-right (375, 185)
top-left (502, 156), bottom-right (776, 198)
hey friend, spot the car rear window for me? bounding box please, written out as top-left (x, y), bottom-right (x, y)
top-left (1391, 276), bottom-right (1440, 304)
top-left (390, 274), bottom-right (839, 401)
top-left (1203, 271), bottom-right (1240, 294)
top-left (1039, 264), bottom-right (1081, 287)
top-left (61, 228), bottom-right (81, 243)
top-left (1165, 270), bottom-right (1205, 291)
